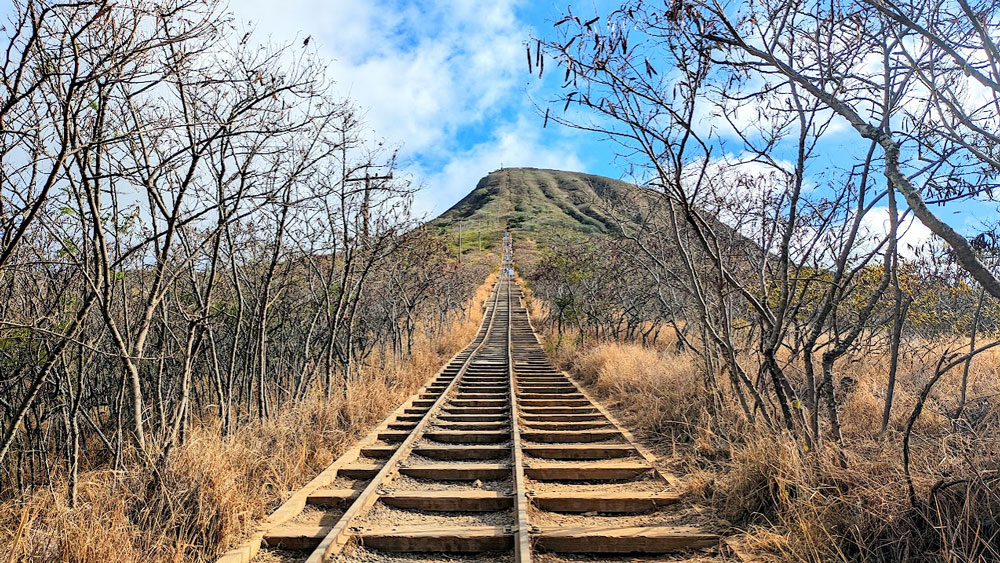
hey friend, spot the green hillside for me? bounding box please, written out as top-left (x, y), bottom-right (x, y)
top-left (431, 168), bottom-right (637, 243)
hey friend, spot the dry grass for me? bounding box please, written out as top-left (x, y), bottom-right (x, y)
top-left (544, 326), bottom-right (1000, 562)
top-left (0, 274), bottom-right (497, 562)
top-left (570, 342), bottom-right (704, 442)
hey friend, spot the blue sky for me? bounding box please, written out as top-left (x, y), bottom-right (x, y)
top-left (226, 0), bottom-right (617, 219)
top-left (0, 0), bottom-right (617, 218)
top-left (4, 0), bottom-right (990, 248)
top-left (223, 0), bottom-right (978, 250)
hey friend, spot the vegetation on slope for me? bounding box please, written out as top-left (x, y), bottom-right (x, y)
top-left (432, 167), bottom-right (637, 247)
top-left (526, 286), bottom-right (1000, 562)
top-left (0, 273), bottom-right (497, 562)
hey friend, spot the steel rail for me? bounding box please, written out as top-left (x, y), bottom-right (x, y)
top-left (520, 295), bottom-right (684, 491)
top-left (505, 274), bottom-right (533, 562)
top-left (216, 291), bottom-right (495, 563)
top-left (304, 278), bottom-right (507, 562)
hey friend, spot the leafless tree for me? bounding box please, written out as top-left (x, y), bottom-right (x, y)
top-left (533, 0), bottom-right (1000, 453)
top-left (0, 0), bottom-right (486, 507)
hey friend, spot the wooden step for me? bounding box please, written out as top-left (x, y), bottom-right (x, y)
top-left (521, 421), bottom-right (608, 430)
top-left (435, 422), bottom-right (508, 431)
top-left (361, 445), bottom-right (396, 459)
top-left (442, 407), bottom-right (508, 415)
top-left (522, 444), bottom-right (635, 460)
top-left (531, 491), bottom-right (680, 512)
top-left (400, 463), bottom-right (508, 480)
top-left (535, 525), bottom-right (719, 553)
top-left (424, 431), bottom-right (509, 444)
top-left (263, 525), bottom-right (328, 550)
top-left (360, 525), bottom-right (512, 552)
top-left (382, 490), bottom-right (513, 511)
top-left (448, 399), bottom-right (508, 407)
top-left (453, 393), bottom-right (508, 399)
top-left (412, 445), bottom-right (509, 460)
top-left (518, 379), bottom-right (567, 383)
top-left (438, 414), bottom-right (508, 422)
top-left (517, 380), bottom-right (572, 384)
top-left (518, 393), bottom-right (585, 400)
top-left (338, 464), bottom-right (381, 479)
top-left (521, 430), bottom-right (621, 443)
top-left (525, 462), bottom-right (650, 481)
top-left (520, 399), bottom-right (591, 407)
top-left (377, 431), bottom-right (412, 443)
top-left (518, 377), bottom-right (565, 380)
top-left (307, 488), bottom-right (359, 508)
top-left (521, 407), bottom-right (597, 414)
top-left (520, 413), bottom-right (605, 422)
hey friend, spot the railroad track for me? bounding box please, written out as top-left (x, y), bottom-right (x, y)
top-left (221, 261), bottom-right (721, 562)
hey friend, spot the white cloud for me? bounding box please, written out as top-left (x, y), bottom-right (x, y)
top-left (860, 206), bottom-right (935, 260)
top-left (682, 152), bottom-right (797, 215)
top-left (407, 115), bottom-right (586, 218)
top-left (678, 153), bottom-right (938, 264)
top-left (228, 0), bottom-right (548, 217)
top-left (690, 71), bottom-right (851, 142)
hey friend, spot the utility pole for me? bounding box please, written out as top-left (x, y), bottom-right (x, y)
top-left (361, 176), bottom-right (371, 239)
top-left (497, 170), bottom-right (507, 229)
top-left (345, 167), bottom-right (393, 240)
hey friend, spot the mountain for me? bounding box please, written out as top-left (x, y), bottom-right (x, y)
top-left (432, 168), bottom-right (637, 240)
top-left (429, 167), bottom-right (759, 271)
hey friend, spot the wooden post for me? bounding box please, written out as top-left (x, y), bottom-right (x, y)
top-left (344, 169), bottom-right (392, 241)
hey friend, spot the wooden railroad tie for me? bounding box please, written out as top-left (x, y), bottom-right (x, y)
top-left (218, 275), bottom-right (721, 563)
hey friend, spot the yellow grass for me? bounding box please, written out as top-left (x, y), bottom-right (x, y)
top-left (543, 325), bottom-right (1000, 562)
top-left (572, 342), bottom-right (704, 441)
